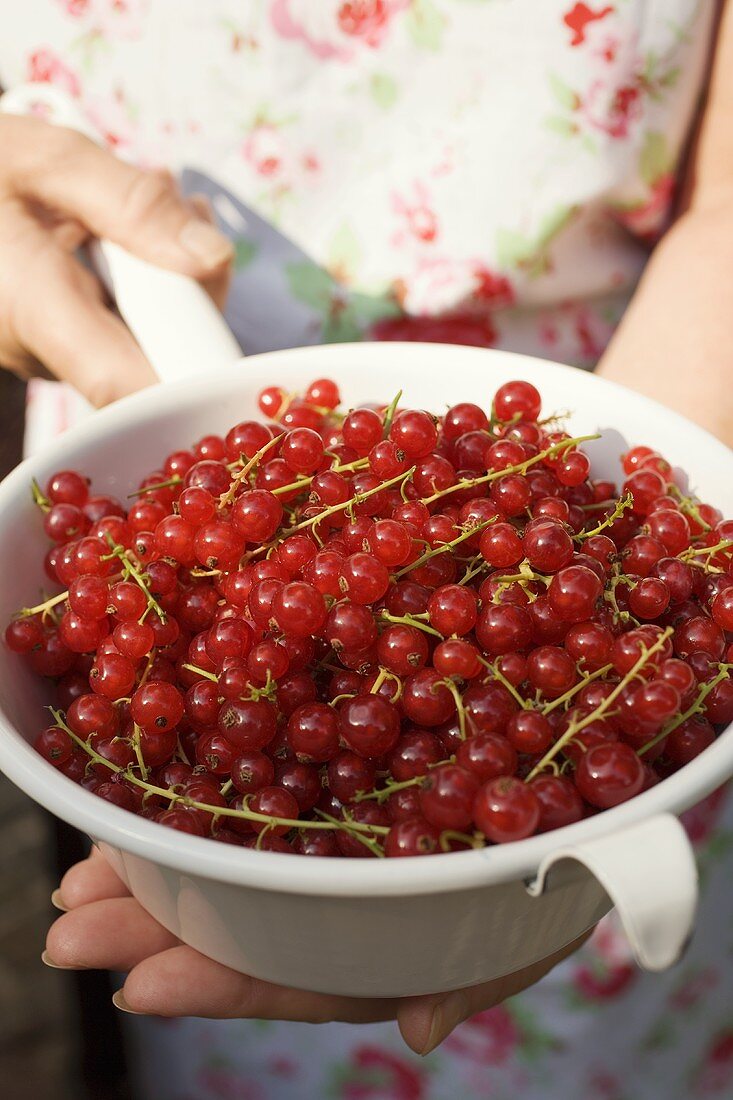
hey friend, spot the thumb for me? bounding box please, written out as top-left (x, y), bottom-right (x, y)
top-left (397, 927), bottom-right (594, 1056)
top-left (8, 115), bottom-right (234, 278)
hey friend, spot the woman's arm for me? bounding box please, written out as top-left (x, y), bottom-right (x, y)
top-left (597, 0), bottom-right (733, 447)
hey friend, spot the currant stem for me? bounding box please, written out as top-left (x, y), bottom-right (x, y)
top-left (576, 492), bottom-right (633, 541)
top-left (31, 479), bottom-right (51, 514)
top-left (420, 433), bottom-right (599, 506)
top-left (270, 457), bottom-right (369, 499)
top-left (540, 662), bottom-right (615, 715)
top-left (284, 466), bottom-right (417, 537)
top-left (479, 657), bottom-right (532, 710)
top-left (395, 519), bottom-right (496, 580)
top-left (20, 590), bottom-right (69, 618)
top-left (378, 610), bottom-right (444, 640)
top-left (668, 485), bottom-right (712, 532)
top-left (526, 627), bottom-right (674, 781)
top-left (181, 663), bottom-right (218, 683)
top-left (638, 664), bottom-right (733, 757)
top-left (441, 678), bottom-right (468, 740)
top-left (439, 830), bottom-right (485, 852)
top-left (103, 539), bottom-right (167, 624)
top-left (51, 709), bottom-right (389, 839)
top-left (128, 476), bottom-right (182, 499)
top-left (130, 723), bottom-right (149, 781)
top-left (219, 433), bottom-right (285, 508)
top-left (381, 390), bottom-right (403, 437)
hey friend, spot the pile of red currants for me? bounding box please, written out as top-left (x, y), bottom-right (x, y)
top-left (5, 377), bottom-right (733, 857)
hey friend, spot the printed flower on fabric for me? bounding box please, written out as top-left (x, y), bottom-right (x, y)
top-left (85, 88), bottom-right (139, 155)
top-left (55, 0), bottom-right (150, 39)
top-left (568, 913), bottom-right (637, 1003)
top-left (612, 132), bottom-right (676, 241)
top-left (391, 182), bottom-right (440, 247)
top-left (562, 3), bottom-right (614, 48)
top-left (444, 1005), bottom-right (522, 1065)
top-left (270, 0), bottom-right (409, 61)
top-left (240, 118), bottom-right (320, 209)
top-left (27, 49), bottom-right (81, 97)
top-left (547, 50), bottom-right (679, 149)
top-left (398, 257), bottom-right (514, 315)
top-left (692, 1030), bottom-right (733, 1095)
top-left (56, 0), bottom-right (93, 15)
top-left (334, 1044), bottom-right (427, 1100)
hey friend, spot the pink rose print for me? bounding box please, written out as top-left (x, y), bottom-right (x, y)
top-left (339, 1045), bottom-right (426, 1100)
top-left (573, 961), bottom-right (636, 1001)
top-left (94, 0), bottom-right (150, 39)
top-left (56, 0), bottom-right (149, 39)
top-left (85, 89), bottom-right (137, 153)
top-left (572, 914), bottom-right (637, 1001)
top-left (196, 1066), bottom-right (264, 1100)
top-left (27, 49), bottom-right (81, 98)
top-left (570, 304), bottom-right (614, 362)
top-left (581, 78), bottom-right (642, 139)
top-left (266, 1055), bottom-right (298, 1077)
top-left (614, 175), bottom-right (675, 241)
top-left (243, 123), bottom-right (287, 179)
top-left (271, 0), bottom-right (408, 61)
top-left (56, 0), bottom-right (92, 15)
top-left (473, 266), bottom-right (515, 309)
top-left (563, 3), bottom-right (614, 47)
top-left (694, 1031), bottom-right (733, 1095)
top-left (585, 1068), bottom-right (624, 1100)
top-left (373, 310), bottom-right (498, 348)
top-left (444, 1005), bottom-right (520, 1065)
top-left (670, 967), bottom-right (718, 1011)
top-left (391, 183), bottom-right (439, 247)
top-left (680, 785), bottom-right (730, 846)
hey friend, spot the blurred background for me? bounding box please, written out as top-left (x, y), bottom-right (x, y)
top-left (0, 372), bottom-right (130, 1100)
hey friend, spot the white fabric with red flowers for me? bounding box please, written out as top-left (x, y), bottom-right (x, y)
top-left (3, 3), bottom-right (732, 1099)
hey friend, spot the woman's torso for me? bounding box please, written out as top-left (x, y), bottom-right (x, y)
top-left (0, 0), bottom-right (716, 364)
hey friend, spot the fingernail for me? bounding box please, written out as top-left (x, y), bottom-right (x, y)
top-left (179, 221), bottom-right (233, 266)
top-left (41, 950), bottom-right (85, 971)
top-left (51, 889), bottom-right (68, 912)
top-left (420, 992), bottom-right (469, 1056)
top-left (112, 990), bottom-right (145, 1015)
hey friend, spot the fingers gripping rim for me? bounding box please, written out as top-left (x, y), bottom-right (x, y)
top-left (0, 83), bottom-right (242, 385)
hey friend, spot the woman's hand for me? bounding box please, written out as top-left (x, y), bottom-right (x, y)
top-left (46, 849), bottom-right (589, 1055)
top-left (0, 113), bottom-right (233, 406)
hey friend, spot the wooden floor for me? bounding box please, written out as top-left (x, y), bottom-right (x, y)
top-left (0, 373), bottom-right (130, 1100)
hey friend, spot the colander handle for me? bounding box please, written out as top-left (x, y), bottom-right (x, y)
top-left (0, 83), bottom-right (242, 384)
top-left (526, 813), bottom-right (697, 971)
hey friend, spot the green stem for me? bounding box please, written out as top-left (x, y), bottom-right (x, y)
top-left (442, 678), bottom-right (468, 740)
top-left (479, 657), bottom-right (532, 710)
top-left (540, 663), bottom-right (615, 715)
top-left (381, 390), bottom-right (403, 437)
top-left (31, 478), bottom-right (51, 513)
top-left (128, 476), bottom-right (182, 499)
top-left (378, 610), bottom-right (444, 640)
top-left (130, 723), bottom-right (149, 781)
top-left (104, 539), bottom-right (167, 624)
top-left (526, 628), bottom-right (674, 781)
top-left (20, 590), bottom-right (69, 618)
top-left (283, 466), bottom-right (416, 536)
top-left (420, 433), bottom-right (599, 507)
top-left (51, 710), bottom-right (389, 839)
top-left (395, 519), bottom-right (496, 580)
top-left (576, 492), bottom-right (633, 541)
top-left (219, 433), bottom-right (285, 508)
top-left (638, 664), bottom-right (732, 757)
top-left (181, 663), bottom-right (218, 683)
